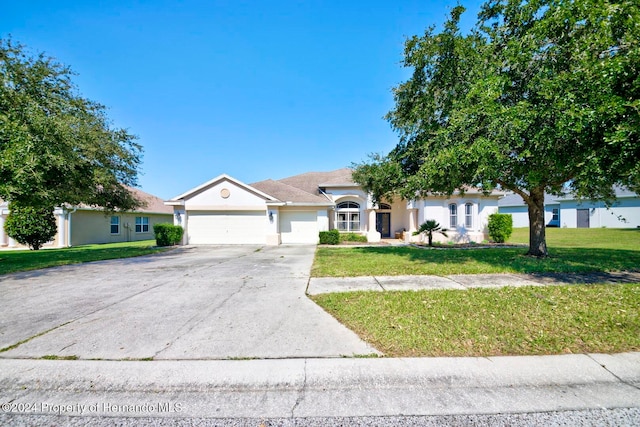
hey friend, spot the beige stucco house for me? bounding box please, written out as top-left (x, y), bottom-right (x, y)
top-left (166, 169), bottom-right (503, 245)
top-left (0, 188), bottom-right (172, 249)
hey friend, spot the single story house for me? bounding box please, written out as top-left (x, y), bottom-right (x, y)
top-left (165, 169), bottom-right (504, 245)
top-left (0, 188), bottom-right (173, 249)
top-left (498, 193), bottom-right (561, 228)
top-left (498, 188), bottom-right (640, 228)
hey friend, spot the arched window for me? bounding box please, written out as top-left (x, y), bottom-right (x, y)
top-left (449, 203), bottom-right (457, 229)
top-left (336, 201), bottom-right (360, 231)
top-left (465, 203), bottom-right (473, 228)
top-left (378, 203), bottom-right (391, 210)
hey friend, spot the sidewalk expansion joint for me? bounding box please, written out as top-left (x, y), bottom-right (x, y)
top-left (373, 277), bottom-right (386, 291)
top-left (586, 354), bottom-right (640, 392)
top-left (290, 358), bottom-right (307, 418)
top-left (445, 276), bottom-right (467, 289)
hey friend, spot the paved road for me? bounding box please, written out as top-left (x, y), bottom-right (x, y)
top-left (0, 246), bottom-right (377, 359)
top-left (0, 353), bottom-right (639, 424)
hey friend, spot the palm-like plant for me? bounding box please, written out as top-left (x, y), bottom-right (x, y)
top-left (413, 220), bottom-right (448, 247)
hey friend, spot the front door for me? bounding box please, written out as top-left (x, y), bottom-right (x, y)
top-left (376, 212), bottom-right (391, 238)
top-left (577, 209), bottom-right (590, 228)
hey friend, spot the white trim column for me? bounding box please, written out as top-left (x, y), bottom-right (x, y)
top-left (366, 209), bottom-right (381, 242)
top-left (406, 207), bottom-right (418, 243)
top-left (56, 208), bottom-right (67, 247)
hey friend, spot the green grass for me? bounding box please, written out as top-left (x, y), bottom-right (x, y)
top-left (0, 240), bottom-right (171, 275)
top-left (41, 355), bottom-right (79, 360)
top-left (312, 228), bottom-right (640, 277)
top-left (312, 284), bottom-right (640, 357)
top-left (510, 227), bottom-right (640, 250)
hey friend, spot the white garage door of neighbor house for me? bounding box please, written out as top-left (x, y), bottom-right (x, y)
top-left (280, 211), bottom-right (319, 244)
top-left (188, 211), bottom-right (266, 244)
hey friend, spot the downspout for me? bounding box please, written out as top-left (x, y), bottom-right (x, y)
top-left (66, 207), bottom-right (77, 247)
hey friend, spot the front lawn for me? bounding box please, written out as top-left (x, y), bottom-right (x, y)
top-left (311, 228), bottom-right (640, 277)
top-left (311, 284), bottom-right (640, 357)
top-left (0, 240), bottom-right (171, 275)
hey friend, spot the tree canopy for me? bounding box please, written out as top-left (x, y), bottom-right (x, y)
top-left (353, 0), bottom-right (640, 256)
top-left (0, 39), bottom-right (143, 211)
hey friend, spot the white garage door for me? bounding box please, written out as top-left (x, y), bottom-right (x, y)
top-left (280, 211), bottom-right (319, 244)
top-left (187, 211), bottom-right (266, 244)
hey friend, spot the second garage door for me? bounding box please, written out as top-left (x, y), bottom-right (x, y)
top-left (187, 211), bottom-right (266, 244)
top-left (280, 211), bottom-right (319, 244)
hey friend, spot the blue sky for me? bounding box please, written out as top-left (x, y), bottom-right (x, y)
top-left (2, 1), bottom-right (483, 200)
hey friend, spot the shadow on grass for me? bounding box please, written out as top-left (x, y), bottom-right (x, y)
top-left (316, 246), bottom-right (640, 275)
top-left (0, 244), bottom-right (172, 277)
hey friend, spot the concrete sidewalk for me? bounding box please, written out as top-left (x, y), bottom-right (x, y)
top-left (1, 353), bottom-right (639, 420)
top-left (307, 271), bottom-right (640, 294)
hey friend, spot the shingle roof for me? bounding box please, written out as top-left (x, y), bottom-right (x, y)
top-left (498, 187), bottom-right (638, 207)
top-left (274, 168), bottom-right (355, 195)
top-left (126, 187), bottom-right (174, 214)
top-left (498, 192), bottom-right (561, 207)
top-left (250, 168), bottom-right (353, 204)
top-left (250, 179), bottom-right (331, 204)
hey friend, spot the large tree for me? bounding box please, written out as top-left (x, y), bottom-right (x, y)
top-left (353, 0), bottom-right (640, 257)
top-left (0, 39), bottom-right (143, 211)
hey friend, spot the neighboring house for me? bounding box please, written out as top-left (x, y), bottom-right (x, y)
top-left (165, 169), bottom-right (503, 245)
top-left (498, 188), bottom-right (640, 228)
top-left (498, 193), bottom-right (561, 228)
top-left (0, 188), bottom-right (173, 249)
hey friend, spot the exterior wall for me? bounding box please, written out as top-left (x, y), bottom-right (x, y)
top-left (499, 204), bottom-right (560, 228)
top-left (558, 198), bottom-right (640, 228)
top-left (499, 206), bottom-right (529, 228)
top-left (265, 207), bottom-right (280, 245)
top-left (185, 180), bottom-right (266, 210)
top-left (70, 210), bottom-right (172, 246)
top-left (388, 198), bottom-right (409, 237)
top-left (416, 196), bottom-right (499, 243)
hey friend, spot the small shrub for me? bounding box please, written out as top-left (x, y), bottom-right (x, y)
top-left (4, 203), bottom-right (57, 250)
top-left (488, 213), bottom-right (513, 243)
top-left (153, 223), bottom-right (184, 246)
top-left (339, 233), bottom-right (368, 243)
top-left (319, 229), bottom-right (340, 245)
top-left (413, 219), bottom-right (448, 246)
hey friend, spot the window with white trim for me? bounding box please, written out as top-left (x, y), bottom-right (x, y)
top-left (378, 203), bottom-right (391, 210)
top-left (552, 208), bottom-right (559, 221)
top-left (449, 203), bottom-right (457, 229)
top-left (336, 201), bottom-right (360, 232)
top-left (135, 216), bottom-right (149, 233)
top-left (110, 216), bottom-right (120, 234)
top-left (465, 203), bottom-right (473, 228)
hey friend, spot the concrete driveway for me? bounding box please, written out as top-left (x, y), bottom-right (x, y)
top-left (0, 245), bottom-right (378, 360)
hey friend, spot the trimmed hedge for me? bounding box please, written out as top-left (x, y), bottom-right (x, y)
top-left (319, 229), bottom-right (340, 245)
top-left (487, 213), bottom-right (513, 243)
top-left (340, 233), bottom-right (368, 243)
top-left (153, 223), bottom-right (184, 246)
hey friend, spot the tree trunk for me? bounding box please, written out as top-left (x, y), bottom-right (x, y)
top-left (527, 188), bottom-right (548, 257)
top-left (428, 232), bottom-right (433, 246)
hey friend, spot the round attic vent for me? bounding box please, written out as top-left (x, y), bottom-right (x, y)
top-left (220, 188), bottom-right (230, 199)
